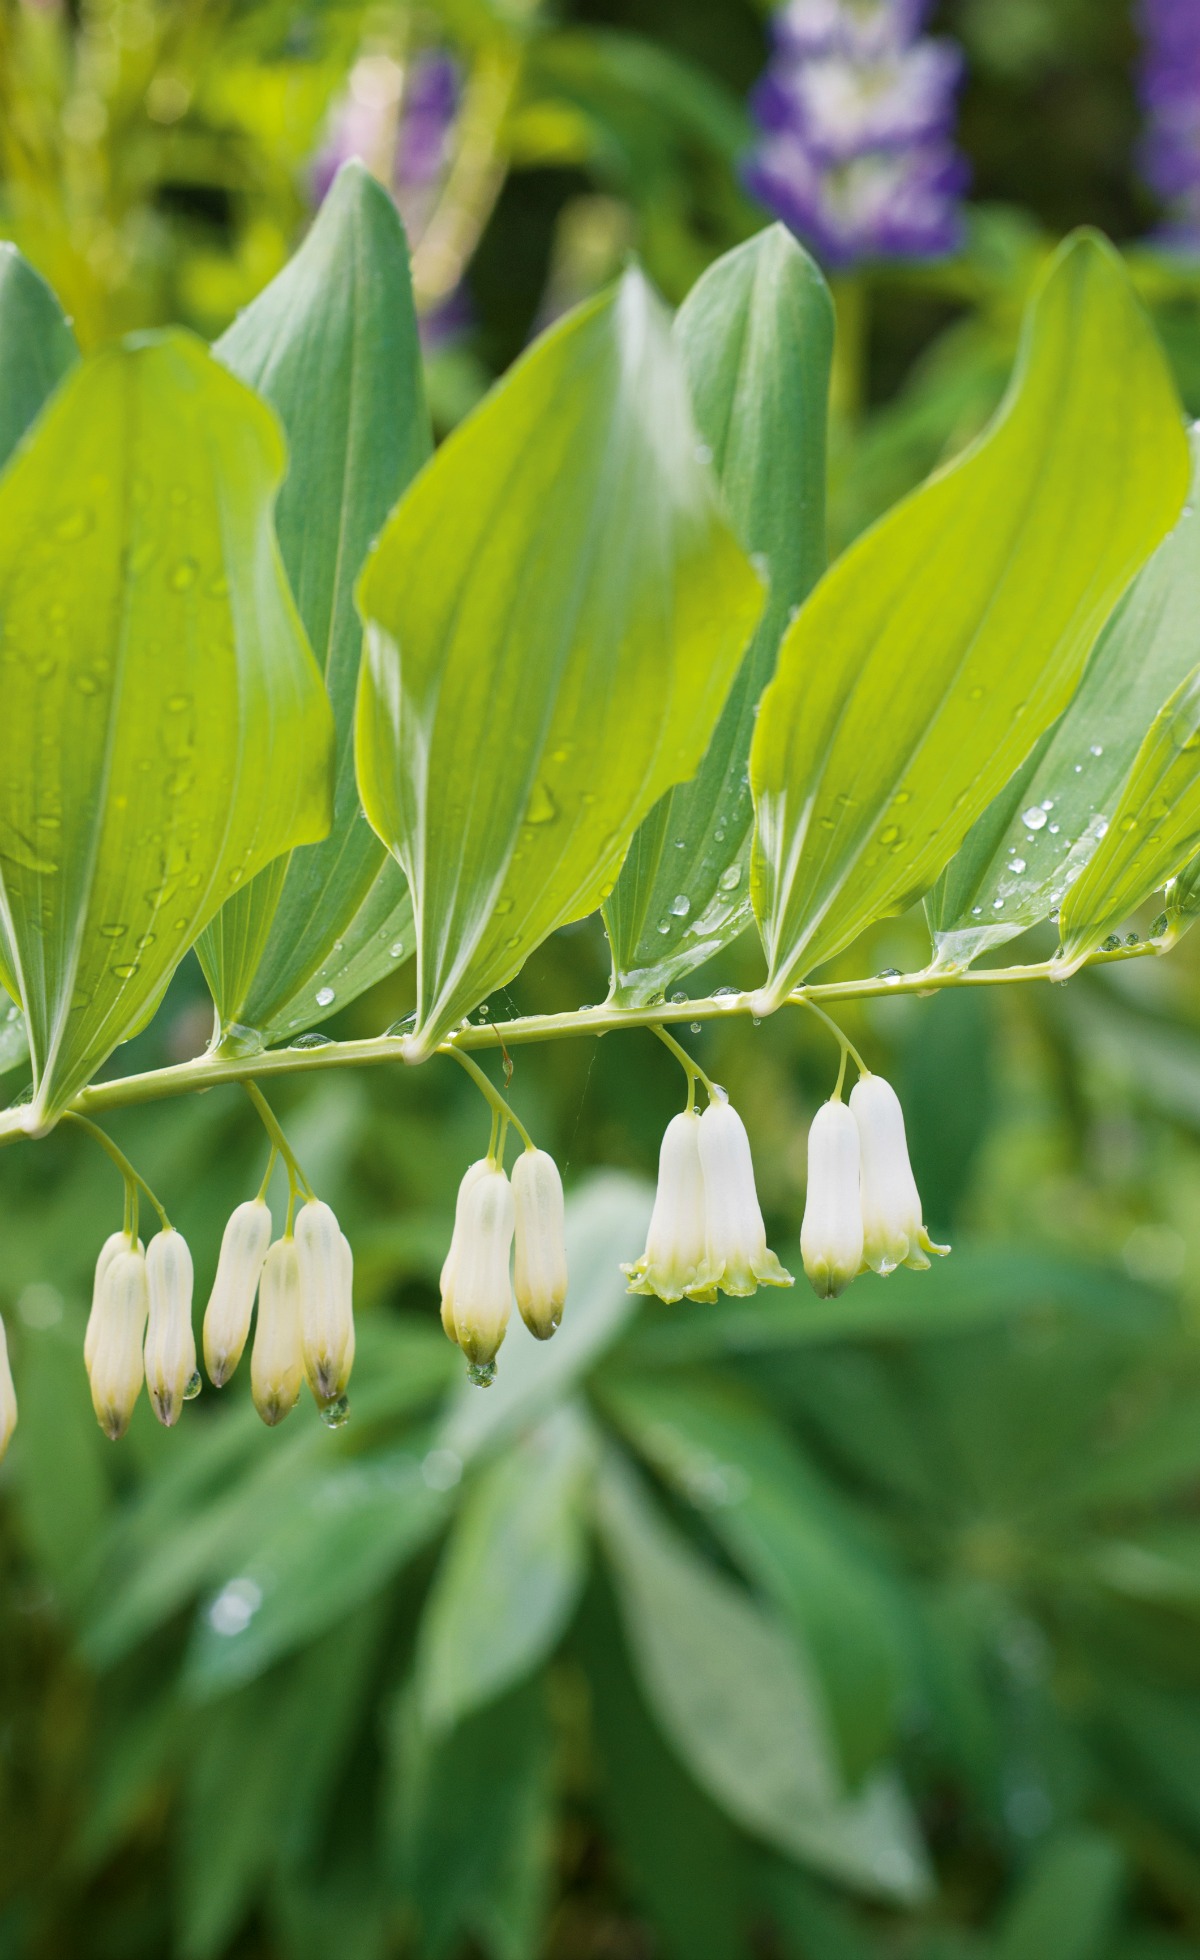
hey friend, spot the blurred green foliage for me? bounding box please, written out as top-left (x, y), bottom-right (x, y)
top-left (8, 0), bottom-right (1200, 1955)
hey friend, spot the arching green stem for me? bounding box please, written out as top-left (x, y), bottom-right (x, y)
top-left (63, 1113), bottom-right (170, 1230)
top-left (445, 1045), bottom-right (534, 1151)
top-left (796, 998), bottom-right (869, 1093)
top-left (653, 1024), bottom-right (718, 1112)
top-left (243, 1082), bottom-right (314, 1201)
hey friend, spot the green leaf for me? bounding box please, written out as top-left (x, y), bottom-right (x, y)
top-left (1056, 650), bottom-right (1200, 967)
top-left (749, 231), bottom-right (1189, 1008)
top-left (182, 1445), bottom-right (452, 1697)
top-left (993, 1829), bottom-right (1125, 1960)
top-left (928, 434), bottom-right (1200, 968)
top-left (603, 1374), bottom-right (905, 1786)
top-left (396, 1680), bottom-right (555, 1960)
top-left (0, 332), bottom-right (334, 1126)
top-left (0, 246), bottom-right (78, 1010)
top-left (356, 269), bottom-right (764, 1062)
top-left (603, 226), bottom-right (832, 1005)
top-left (0, 244), bottom-right (78, 472)
top-left (596, 1449), bottom-right (931, 1902)
top-left (197, 163), bottom-right (429, 1045)
top-left (417, 1404), bottom-right (594, 1730)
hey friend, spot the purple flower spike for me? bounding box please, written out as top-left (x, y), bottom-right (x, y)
top-left (1138, 0), bottom-right (1200, 250)
top-left (746, 0), bottom-right (967, 268)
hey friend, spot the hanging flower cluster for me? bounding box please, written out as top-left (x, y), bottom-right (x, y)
top-left (0, 1020), bottom-right (949, 1462)
top-left (1138, 0), bottom-right (1200, 250)
top-left (441, 1145), bottom-right (569, 1384)
top-left (744, 0), bottom-right (968, 268)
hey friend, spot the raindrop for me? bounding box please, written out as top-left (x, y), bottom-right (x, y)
top-left (718, 865), bottom-right (741, 892)
top-left (670, 895), bottom-right (690, 918)
top-left (98, 922), bottom-right (127, 939)
top-left (220, 1024), bottom-right (266, 1059)
top-left (879, 825), bottom-right (902, 846)
top-left (1022, 807), bottom-right (1048, 831)
top-left (208, 1578), bottom-right (261, 1637)
top-left (169, 558), bottom-right (198, 592)
top-left (73, 672), bottom-right (100, 696)
top-left (319, 1394), bottom-right (350, 1429)
top-left (111, 962), bottom-right (139, 980)
top-left (525, 781), bottom-right (558, 824)
top-left (1126, 932), bottom-right (1140, 946)
top-left (1010, 858), bottom-right (1026, 874)
top-left (494, 896), bottom-right (514, 915)
top-left (386, 1015), bottom-right (416, 1038)
top-left (876, 968), bottom-right (902, 981)
top-left (1048, 824), bottom-right (1060, 835)
top-left (389, 940), bottom-right (405, 958)
top-left (54, 506), bottom-right (94, 542)
top-left (993, 899), bottom-right (1004, 911)
top-left (714, 986), bottom-right (739, 999)
top-left (657, 919), bottom-right (672, 935)
top-left (1151, 912), bottom-right (1170, 937)
top-left (690, 1022), bottom-right (702, 1034)
top-left (315, 986), bottom-right (335, 1007)
top-left (183, 1370), bottom-right (202, 1401)
top-left (1042, 800), bottom-right (1054, 812)
top-left (675, 837), bottom-right (686, 850)
top-left (290, 1031), bottom-right (333, 1049)
top-left (971, 906), bottom-right (983, 917)
top-left (467, 1360), bottom-right (497, 1389)
top-left (670, 990), bottom-right (689, 1004)
top-left (1089, 744), bottom-right (1104, 757)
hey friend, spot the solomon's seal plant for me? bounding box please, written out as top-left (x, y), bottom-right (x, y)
top-left (0, 159), bottom-right (1196, 1460)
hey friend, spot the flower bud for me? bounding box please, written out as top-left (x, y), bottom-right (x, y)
top-left (440, 1158), bottom-right (493, 1344)
top-left (295, 1198), bottom-right (355, 1403)
top-left (144, 1228), bottom-right (196, 1427)
top-left (203, 1198), bottom-right (272, 1386)
top-left (623, 1111), bottom-right (716, 1303)
top-left (0, 1314), bottom-right (16, 1463)
top-left (850, 1073), bottom-right (950, 1274)
top-left (85, 1230), bottom-right (141, 1374)
top-left (698, 1099), bottom-right (793, 1297)
top-left (88, 1246), bottom-right (149, 1440)
top-left (451, 1167), bottom-right (515, 1369)
top-left (512, 1148), bottom-right (568, 1339)
top-left (800, 1100), bottom-right (864, 1299)
top-left (251, 1238), bottom-right (304, 1426)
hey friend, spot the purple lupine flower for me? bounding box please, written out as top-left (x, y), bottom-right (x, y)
top-left (745, 0), bottom-right (968, 268)
top-left (311, 48), bottom-right (460, 245)
top-left (1138, 0), bottom-right (1200, 250)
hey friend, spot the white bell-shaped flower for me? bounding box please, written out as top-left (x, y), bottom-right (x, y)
top-left (440, 1158), bottom-right (493, 1343)
top-left (623, 1110), bottom-right (717, 1304)
top-left (450, 1167), bottom-right (515, 1370)
top-left (143, 1229), bottom-right (196, 1427)
top-left (251, 1238), bottom-right (304, 1426)
top-left (512, 1147), bottom-right (568, 1339)
top-left (295, 1198), bottom-right (355, 1403)
top-left (88, 1244), bottom-right (150, 1440)
top-left (800, 1099), bottom-right (864, 1299)
top-left (850, 1073), bottom-right (950, 1274)
top-left (86, 1230), bottom-right (141, 1374)
top-left (0, 1314), bottom-right (16, 1462)
top-left (698, 1098), bottom-right (793, 1297)
top-left (204, 1198), bottom-right (272, 1386)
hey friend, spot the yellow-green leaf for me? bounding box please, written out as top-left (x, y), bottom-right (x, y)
top-left (356, 270), bottom-right (764, 1062)
top-left (0, 333), bottom-right (333, 1127)
top-left (749, 231), bottom-right (1189, 1008)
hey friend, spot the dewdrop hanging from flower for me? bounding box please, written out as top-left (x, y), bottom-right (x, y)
top-left (744, 0), bottom-right (968, 268)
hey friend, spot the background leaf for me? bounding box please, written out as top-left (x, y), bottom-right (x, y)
top-left (0, 332), bottom-right (334, 1123)
top-left (596, 1449), bottom-right (931, 1902)
top-left (417, 1403), bottom-right (594, 1730)
top-left (927, 435), bottom-right (1200, 968)
top-left (603, 225), bottom-right (832, 1005)
top-left (197, 162), bottom-right (429, 1046)
top-left (355, 269), bottom-right (763, 1061)
top-left (749, 232), bottom-right (1189, 1006)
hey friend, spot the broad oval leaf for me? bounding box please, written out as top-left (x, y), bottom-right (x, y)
top-left (356, 268), bottom-right (764, 1063)
top-left (0, 332), bottom-right (334, 1127)
top-left (417, 1404), bottom-right (594, 1731)
top-left (198, 163), bottom-right (429, 1045)
top-left (927, 435), bottom-right (1200, 969)
top-left (603, 226), bottom-right (832, 1006)
top-left (749, 231), bottom-right (1189, 1008)
top-left (596, 1449), bottom-right (930, 1902)
top-left (1057, 655), bottom-right (1200, 969)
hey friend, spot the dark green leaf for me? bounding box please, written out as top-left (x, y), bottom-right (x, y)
top-left (198, 162), bottom-right (429, 1044)
top-left (604, 226), bottom-right (832, 1004)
